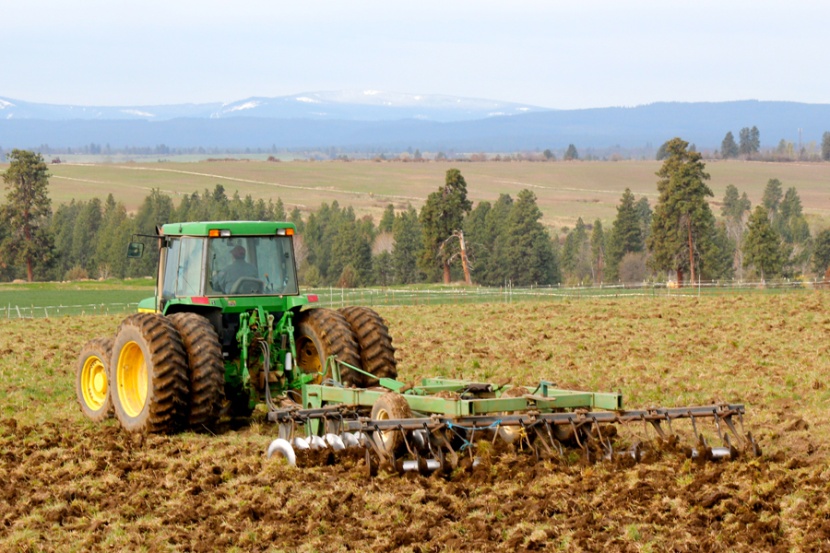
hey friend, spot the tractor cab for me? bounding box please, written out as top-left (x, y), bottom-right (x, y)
top-left (131, 221), bottom-right (302, 315)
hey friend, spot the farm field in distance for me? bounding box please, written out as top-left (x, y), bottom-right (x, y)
top-left (2, 292), bottom-right (830, 551)
top-left (2, 159), bottom-right (829, 231)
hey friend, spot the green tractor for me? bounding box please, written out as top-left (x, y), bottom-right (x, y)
top-left (75, 220), bottom-right (397, 433)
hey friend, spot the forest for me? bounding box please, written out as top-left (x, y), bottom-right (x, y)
top-left (1, 140), bottom-right (828, 288)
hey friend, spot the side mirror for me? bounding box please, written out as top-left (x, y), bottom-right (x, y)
top-left (126, 242), bottom-right (145, 258)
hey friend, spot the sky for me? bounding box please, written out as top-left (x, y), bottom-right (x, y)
top-left (2, 0), bottom-right (828, 110)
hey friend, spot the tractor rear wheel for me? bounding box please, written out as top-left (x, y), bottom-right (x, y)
top-left (168, 313), bottom-right (225, 430)
top-left (370, 392), bottom-right (412, 455)
top-left (339, 306), bottom-right (397, 386)
top-left (295, 308), bottom-right (362, 387)
top-left (110, 313), bottom-right (189, 433)
top-left (76, 337), bottom-right (114, 422)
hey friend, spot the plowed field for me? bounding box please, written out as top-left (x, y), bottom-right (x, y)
top-left (2, 293), bottom-right (830, 552)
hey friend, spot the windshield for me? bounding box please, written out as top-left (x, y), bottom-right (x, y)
top-left (162, 237), bottom-right (206, 299)
top-left (207, 235), bottom-right (298, 296)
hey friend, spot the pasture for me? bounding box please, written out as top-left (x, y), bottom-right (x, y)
top-left (2, 159), bottom-right (829, 231)
top-left (1, 292), bottom-right (829, 551)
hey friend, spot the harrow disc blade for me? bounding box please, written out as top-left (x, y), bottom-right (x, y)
top-left (340, 432), bottom-right (360, 448)
top-left (266, 438), bottom-right (297, 467)
top-left (309, 435), bottom-right (328, 450)
top-left (292, 437), bottom-right (311, 450)
top-left (324, 433), bottom-right (346, 451)
top-left (401, 459), bottom-right (441, 473)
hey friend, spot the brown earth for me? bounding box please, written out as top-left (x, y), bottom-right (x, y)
top-left (2, 294), bottom-right (830, 551)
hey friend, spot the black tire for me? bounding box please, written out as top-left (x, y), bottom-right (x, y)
top-left (338, 306), bottom-right (397, 386)
top-left (370, 392), bottom-right (413, 455)
top-left (76, 337), bottom-right (114, 423)
top-left (167, 313), bottom-right (225, 429)
top-left (295, 308), bottom-right (362, 387)
top-left (110, 313), bottom-right (189, 433)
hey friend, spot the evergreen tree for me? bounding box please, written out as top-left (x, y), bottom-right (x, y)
top-left (721, 131), bottom-right (739, 158)
top-left (564, 144), bottom-right (579, 161)
top-left (500, 190), bottom-right (558, 285)
top-left (721, 184), bottom-right (751, 279)
top-left (762, 178), bottom-right (783, 222)
top-left (739, 126), bottom-right (760, 157)
top-left (561, 218), bottom-right (591, 283)
top-left (590, 219), bottom-right (606, 284)
top-left (0, 150), bottom-right (55, 281)
top-left (71, 198), bottom-right (103, 274)
top-left (477, 194), bottom-right (514, 286)
top-left (822, 132), bottom-right (830, 161)
top-left (418, 169), bottom-right (472, 283)
top-left (647, 137), bottom-right (717, 285)
top-left (96, 194), bottom-right (132, 279)
top-left (743, 206), bottom-right (786, 280)
top-left (391, 206), bottom-right (422, 284)
top-left (607, 188), bottom-right (644, 281)
top-left (635, 197), bottom-right (652, 243)
top-left (378, 204), bottom-right (395, 233)
top-left (132, 189), bottom-right (174, 276)
top-left (812, 229), bottom-right (830, 276)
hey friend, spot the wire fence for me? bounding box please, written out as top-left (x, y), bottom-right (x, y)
top-left (306, 278), bottom-right (826, 309)
top-left (1, 278), bottom-right (824, 319)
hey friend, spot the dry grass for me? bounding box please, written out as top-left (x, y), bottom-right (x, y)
top-left (22, 159), bottom-right (830, 230)
top-left (2, 293), bottom-right (830, 551)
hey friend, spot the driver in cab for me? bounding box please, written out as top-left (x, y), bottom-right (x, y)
top-left (214, 245), bottom-right (258, 293)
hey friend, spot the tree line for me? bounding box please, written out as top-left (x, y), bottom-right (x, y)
top-left (2, 146), bottom-right (829, 287)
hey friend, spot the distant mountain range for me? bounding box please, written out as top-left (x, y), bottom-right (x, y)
top-left (1, 92), bottom-right (828, 153)
top-left (0, 90), bottom-right (545, 123)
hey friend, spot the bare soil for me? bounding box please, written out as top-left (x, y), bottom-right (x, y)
top-left (2, 294), bottom-right (830, 551)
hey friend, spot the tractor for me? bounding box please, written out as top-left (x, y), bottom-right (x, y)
top-left (75, 220), bottom-right (396, 434)
top-left (76, 220), bottom-right (759, 475)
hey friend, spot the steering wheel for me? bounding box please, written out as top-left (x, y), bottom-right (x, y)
top-left (229, 277), bottom-right (265, 294)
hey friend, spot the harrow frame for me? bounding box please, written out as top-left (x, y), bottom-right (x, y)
top-left (265, 358), bottom-right (761, 474)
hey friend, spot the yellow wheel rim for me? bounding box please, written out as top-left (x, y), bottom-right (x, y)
top-left (117, 340), bottom-right (148, 418)
top-left (81, 355), bottom-right (108, 412)
top-left (373, 406), bottom-right (395, 450)
top-left (295, 337), bottom-right (323, 384)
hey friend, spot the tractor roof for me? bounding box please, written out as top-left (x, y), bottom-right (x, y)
top-left (159, 221), bottom-right (296, 237)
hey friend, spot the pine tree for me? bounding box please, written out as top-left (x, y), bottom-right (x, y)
top-left (822, 132), bottom-right (830, 161)
top-left (561, 218), bottom-right (591, 283)
top-left (721, 131), bottom-right (739, 159)
top-left (647, 137), bottom-right (717, 285)
top-left (500, 190), bottom-right (558, 285)
top-left (608, 188), bottom-right (644, 281)
top-left (762, 178), bottom-right (783, 222)
top-left (721, 184), bottom-right (751, 279)
top-left (0, 150), bottom-right (55, 281)
top-left (590, 219), bottom-right (606, 284)
top-left (812, 229), bottom-right (830, 276)
top-left (378, 204), bottom-right (395, 233)
top-left (391, 206), bottom-right (422, 284)
top-left (743, 206), bottom-right (786, 280)
top-left (418, 169), bottom-right (472, 283)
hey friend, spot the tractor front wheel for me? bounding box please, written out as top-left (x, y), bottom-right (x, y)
top-left (76, 337), bottom-right (114, 422)
top-left (110, 313), bottom-right (189, 433)
top-left (295, 308), bottom-right (362, 387)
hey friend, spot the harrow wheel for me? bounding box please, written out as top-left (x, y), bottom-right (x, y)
top-left (339, 306), bottom-right (397, 386)
top-left (167, 313), bottom-right (225, 429)
top-left (295, 308), bottom-right (362, 387)
top-left (370, 392), bottom-right (413, 456)
top-left (110, 313), bottom-right (189, 433)
top-left (497, 386), bottom-right (527, 445)
top-left (75, 337), bottom-right (114, 422)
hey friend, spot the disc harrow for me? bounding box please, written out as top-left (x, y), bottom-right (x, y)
top-left (265, 358), bottom-right (761, 475)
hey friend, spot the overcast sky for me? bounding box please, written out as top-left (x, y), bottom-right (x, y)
top-left (2, 0), bottom-right (828, 109)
